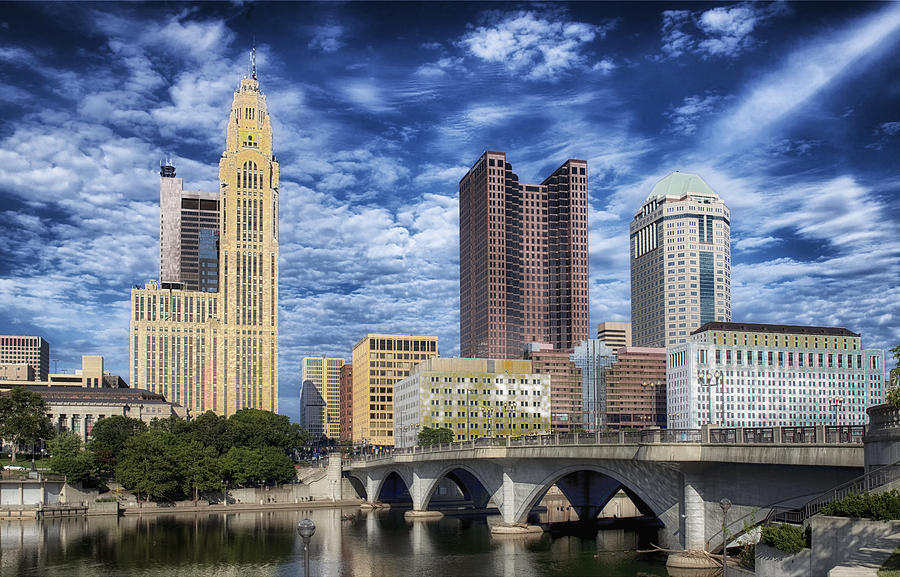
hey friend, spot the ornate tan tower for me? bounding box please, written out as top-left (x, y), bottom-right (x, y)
top-left (130, 54), bottom-right (279, 416)
top-left (217, 60), bottom-right (280, 415)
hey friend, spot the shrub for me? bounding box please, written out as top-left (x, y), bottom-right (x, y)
top-left (820, 490), bottom-right (900, 521)
top-left (739, 543), bottom-right (756, 569)
top-left (887, 387), bottom-right (900, 409)
top-left (761, 523), bottom-right (806, 554)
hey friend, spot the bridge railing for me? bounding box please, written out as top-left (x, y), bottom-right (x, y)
top-left (769, 459), bottom-right (900, 525)
top-left (350, 425), bottom-right (863, 463)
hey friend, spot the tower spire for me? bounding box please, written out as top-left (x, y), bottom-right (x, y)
top-left (250, 40), bottom-right (257, 80)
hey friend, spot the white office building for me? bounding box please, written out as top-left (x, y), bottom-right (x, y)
top-left (667, 322), bottom-right (884, 429)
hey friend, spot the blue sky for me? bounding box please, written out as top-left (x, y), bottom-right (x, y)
top-left (0, 2), bottom-right (898, 421)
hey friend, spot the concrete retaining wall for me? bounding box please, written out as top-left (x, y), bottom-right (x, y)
top-left (755, 542), bottom-right (811, 577)
top-left (810, 516), bottom-right (900, 576)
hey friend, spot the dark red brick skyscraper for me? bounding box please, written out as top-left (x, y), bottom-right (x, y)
top-left (459, 151), bottom-right (589, 359)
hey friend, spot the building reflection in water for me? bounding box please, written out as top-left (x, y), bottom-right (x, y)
top-left (3, 507), bottom-right (665, 576)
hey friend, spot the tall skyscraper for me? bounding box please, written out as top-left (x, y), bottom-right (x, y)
top-left (301, 356), bottom-right (343, 439)
top-left (159, 164), bottom-right (220, 292)
top-left (130, 57), bottom-right (280, 416)
top-left (596, 322), bottom-right (632, 351)
top-left (459, 151), bottom-right (589, 359)
top-left (0, 335), bottom-right (49, 381)
top-left (351, 334), bottom-right (438, 446)
top-left (630, 172), bottom-right (731, 348)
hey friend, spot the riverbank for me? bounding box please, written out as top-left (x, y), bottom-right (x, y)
top-left (120, 498), bottom-right (365, 515)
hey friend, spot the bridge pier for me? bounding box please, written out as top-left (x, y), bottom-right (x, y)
top-left (683, 473), bottom-right (705, 551)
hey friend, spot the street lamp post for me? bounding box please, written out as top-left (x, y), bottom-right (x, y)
top-left (297, 518), bottom-right (316, 576)
top-left (828, 396), bottom-right (845, 425)
top-left (720, 498), bottom-right (732, 577)
top-left (698, 370), bottom-right (724, 426)
top-left (481, 408), bottom-right (494, 439)
top-left (504, 401), bottom-right (518, 437)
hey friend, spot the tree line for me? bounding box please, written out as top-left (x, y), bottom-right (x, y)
top-left (0, 387), bottom-right (309, 502)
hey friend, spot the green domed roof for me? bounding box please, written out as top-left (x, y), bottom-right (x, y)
top-left (646, 172), bottom-right (716, 202)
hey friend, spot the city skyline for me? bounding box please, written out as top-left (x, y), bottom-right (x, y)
top-left (0, 2), bottom-right (898, 421)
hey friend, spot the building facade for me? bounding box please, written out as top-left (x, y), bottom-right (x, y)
top-left (459, 151), bottom-right (589, 359)
top-left (130, 63), bottom-right (279, 417)
top-left (596, 322), bottom-right (632, 351)
top-left (351, 334), bottom-right (438, 446)
top-left (630, 172), bottom-right (731, 348)
top-left (300, 356), bottom-right (343, 439)
top-left (571, 339), bottom-right (617, 430)
top-left (299, 379), bottom-right (326, 438)
top-left (525, 343), bottom-right (583, 433)
top-left (667, 322), bottom-right (885, 429)
top-left (339, 363), bottom-right (353, 442)
top-left (604, 347), bottom-right (667, 429)
top-left (393, 358), bottom-right (550, 448)
top-left (3, 386), bottom-right (185, 442)
top-left (0, 336), bottom-right (49, 381)
top-left (1, 356), bottom-right (127, 390)
top-left (159, 163), bottom-right (220, 293)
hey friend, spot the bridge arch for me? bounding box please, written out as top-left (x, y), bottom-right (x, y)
top-left (372, 467), bottom-right (414, 504)
top-left (419, 462), bottom-right (502, 512)
top-left (344, 473), bottom-right (367, 500)
top-left (511, 463), bottom-right (669, 526)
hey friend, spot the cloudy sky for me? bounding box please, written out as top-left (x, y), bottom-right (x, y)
top-left (1, 2), bottom-right (898, 421)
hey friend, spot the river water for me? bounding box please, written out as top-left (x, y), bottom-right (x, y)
top-left (2, 507), bottom-right (669, 576)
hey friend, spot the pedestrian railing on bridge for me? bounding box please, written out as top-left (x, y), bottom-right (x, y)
top-left (351, 425), bottom-right (863, 463)
top-left (769, 459), bottom-right (900, 524)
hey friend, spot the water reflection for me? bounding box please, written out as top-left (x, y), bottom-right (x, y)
top-left (2, 508), bottom-right (669, 576)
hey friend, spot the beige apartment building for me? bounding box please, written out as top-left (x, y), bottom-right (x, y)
top-left (0, 336), bottom-right (49, 381)
top-left (630, 172), bottom-right (731, 348)
top-left (130, 63), bottom-right (279, 417)
top-left (596, 322), bottom-right (632, 351)
top-left (351, 334), bottom-right (438, 446)
top-left (301, 356), bottom-right (344, 439)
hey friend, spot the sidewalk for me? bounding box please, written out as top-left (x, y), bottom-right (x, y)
top-left (828, 532), bottom-right (900, 577)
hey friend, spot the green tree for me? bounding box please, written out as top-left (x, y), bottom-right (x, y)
top-left (48, 432), bottom-right (95, 484)
top-left (177, 440), bottom-right (221, 502)
top-left (88, 415), bottom-right (147, 475)
top-left (226, 409), bottom-right (308, 452)
top-left (187, 411), bottom-right (230, 454)
top-left (221, 446), bottom-right (294, 486)
top-left (417, 427), bottom-right (454, 446)
top-left (890, 345), bottom-right (900, 388)
top-left (0, 387), bottom-right (54, 463)
top-left (116, 430), bottom-right (180, 501)
top-left (149, 414), bottom-right (191, 435)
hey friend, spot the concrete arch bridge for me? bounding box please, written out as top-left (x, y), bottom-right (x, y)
top-left (345, 427), bottom-right (864, 550)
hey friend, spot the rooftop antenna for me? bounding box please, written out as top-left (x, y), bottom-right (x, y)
top-left (250, 39), bottom-right (257, 80)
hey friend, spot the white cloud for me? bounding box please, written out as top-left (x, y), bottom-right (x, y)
top-left (458, 10), bottom-right (614, 80)
top-left (733, 235), bottom-right (779, 252)
top-left (877, 121), bottom-right (900, 136)
top-left (309, 25), bottom-right (344, 53)
top-left (592, 58), bottom-right (616, 74)
top-left (710, 3), bottom-right (900, 150)
top-left (665, 93), bottom-right (721, 135)
top-left (660, 2), bottom-right (785, 60)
